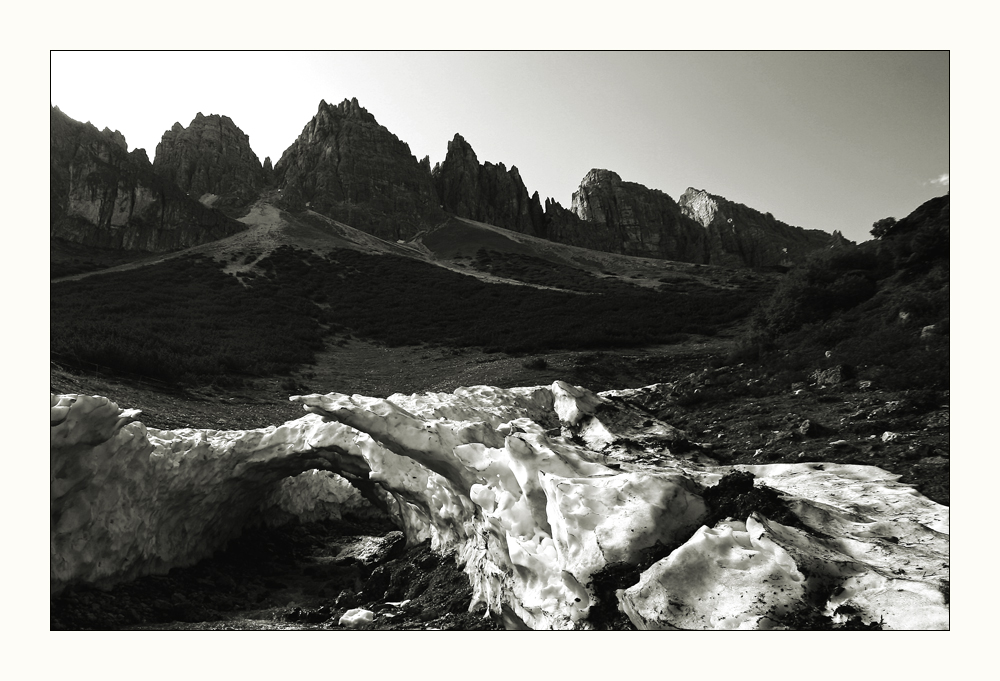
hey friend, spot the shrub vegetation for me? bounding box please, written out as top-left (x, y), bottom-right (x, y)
top-left (51, 246), bottom-right (762, 384)
top-left (732, 194), bottom-right (949, 391)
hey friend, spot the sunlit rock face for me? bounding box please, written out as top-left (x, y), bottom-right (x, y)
top-left (50, 381), bottom-right (948, 629)
top-left (570, 169), bottom-right (709, 263)
top-left (563, 169), bottom-right (839, 267)
top-left (677, 187), bottom-right (840, 268)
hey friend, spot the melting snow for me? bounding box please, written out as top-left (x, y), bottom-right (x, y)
top-left (50, 381), bottom-right (948, 629)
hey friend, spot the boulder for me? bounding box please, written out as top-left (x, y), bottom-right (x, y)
top-left (338, 608), bottom-right (374, 628)
top-left (810, 364), bottom-right (854, 386)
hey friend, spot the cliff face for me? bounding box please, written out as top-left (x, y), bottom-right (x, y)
top-left (153, 113), bottom-right (265, 210)
top-left (678, 187), bottom-right (837, 268)
top-left (50, 99), bottom-right (840, 266)
top-left (273, 98), bottom-right (445, 241)
top-left (50, 107), bottom-right (247, 252)
top-left (262, 156), bottom-right (275, 186)
top-left (558, 170), bottom-right (837, 267)
top-left (571, 169), bottom-right (709, 262)
top-left (432, 134), bottom-right (546, 237)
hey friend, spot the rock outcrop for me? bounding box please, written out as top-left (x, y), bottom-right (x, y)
top-left (273, 98), bottom-right (445, 241)
top-left (678, 187), bottom-right (839, 268)
top-left (432, 133), bottom-right (546, 237)
top-left (51, 99), bottom-right (840, 266)
top-left (565, 170), bottom-right (842, 267)
top-left (153, 113), bottom-right (265, 211)
top-left (52, 381), bottom-right (948, 630)
top-left (262, 156), bottom-right (275, 186)
top-left (50, 107), bottom-right (247, 252)
top-left (570, 169), bottom-right (710, 262)
top-left (426, 137), bottom-right (837, 268)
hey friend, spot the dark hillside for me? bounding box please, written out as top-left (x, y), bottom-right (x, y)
top-left (732, 194), bottom-right (949, 391)
top-left (50, 246), bottom-right (763, 385)
top-left (50, 237), bottom-right (157, 279)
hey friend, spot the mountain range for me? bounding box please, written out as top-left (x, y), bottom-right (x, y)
top-left (50, 99), bottom-right (845, 268)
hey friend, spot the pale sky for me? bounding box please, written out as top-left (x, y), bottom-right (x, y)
top-left (51, 51), bottom-right (948, 243)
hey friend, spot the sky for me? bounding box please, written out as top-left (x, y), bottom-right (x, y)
top-left (50, 51), bottom-right (947, 243)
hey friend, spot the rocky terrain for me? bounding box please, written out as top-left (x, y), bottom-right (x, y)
top-left (153, 112), bottom-right (266, 212)
top-left (429, 136), bottom-right (838, 268)
top-left (49, 107), bottom-right (247, 252)
top-left (273, 98), bottom-right (446, 241)
top-left (569, 168), bottom-right (709, 262)
top-left (48, 97), bottom-right (948, 632)
top-left (49, 358), bottom-right (948, 631)
top-left (678, 187), bottom-right (848, 268)
top-left (432, 133), bottom-right (546, 237)
top-left (51, 99), bottom-right (844, 268)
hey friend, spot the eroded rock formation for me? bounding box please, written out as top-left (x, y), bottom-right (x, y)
top-left (262, 156), bottom-right (275, 186)
top-left (51, 99), bottom-right (843, 267)
top-left (565, 170), bottom-right (842, 267)
top-left (49, 107), bottom-right (247, 252)
top-left (153, 113), bottom-right (265, 210)
top-left (273, 98), bottom-right (445, 241)
top-left (51, 380), bottom-right (948, 630)
top-left (432, 133), bottom-right (546, 237)
top-left (678, 187), bottom-right (839, 268)
top-left (570, 169), bottom-right (709, 262)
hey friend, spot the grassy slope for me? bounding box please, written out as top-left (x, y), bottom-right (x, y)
top-left (50, 243), bottom-right (764, 385)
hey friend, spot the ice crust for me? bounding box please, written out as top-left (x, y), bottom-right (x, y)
top-left (50, 382), bottom-right (949, 629)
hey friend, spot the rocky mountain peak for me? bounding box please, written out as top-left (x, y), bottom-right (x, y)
top-left (432, 133), bottom-right (544, 237)
top-left (568, 169), bottom-right (702, 261)
top-left (130, 148), bottom-right (151, 165)
top-left (445, 133), bottom-right (478, 165)
top-left (101, 127), bottom-right (128, 152)
top-left (321, 97), bottom-right (375, 124)
top-left (273, 98), bottom-right (443, 241)
top-left (49, 106), bottom-right (246, 251)
top-left (579, 168), bottom-right (623, 188)
top-left (153, 113), bottom-right (265, 209)
top-left (677, 186), bottom-right (837, 267)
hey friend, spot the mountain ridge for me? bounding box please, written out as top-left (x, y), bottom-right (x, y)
top-left (51, 99), bottom-right (846, 268)
top-left (49, 107), bottom-right (247, 252)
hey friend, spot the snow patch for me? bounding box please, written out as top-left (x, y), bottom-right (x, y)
top-left (50, 381), bottom-right (948, 629)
